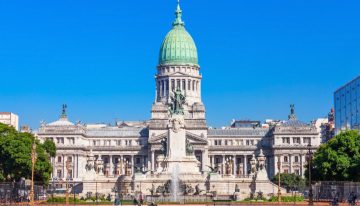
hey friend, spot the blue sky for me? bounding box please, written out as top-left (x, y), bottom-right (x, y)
top-left (0, 0), bottom-right (359, 129)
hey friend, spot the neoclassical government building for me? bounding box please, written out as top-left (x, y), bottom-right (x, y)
top-left (37, 1), bottom-right (322, 196)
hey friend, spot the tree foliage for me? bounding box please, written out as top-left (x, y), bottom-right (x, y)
top-left (271, 173), bottom-right (306, 192)
top-left (309, 130), bottom-right (360, 182)
top-left (0, 123), bottom-right (56, 185)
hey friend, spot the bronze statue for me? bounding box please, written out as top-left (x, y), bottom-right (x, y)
top-left (61, 104), bottom-right (67, 116)
top-left (160, 138), bottom-right (167, 156)
top-left (186, 138), bottom-right (194, 155)
top-left (288, 104), bottom-right (297, 120)
top-left (169, 88), bottom-right (186, 115)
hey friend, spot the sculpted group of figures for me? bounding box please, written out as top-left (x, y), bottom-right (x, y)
top-left (147, 182), bottom-right (205, 196)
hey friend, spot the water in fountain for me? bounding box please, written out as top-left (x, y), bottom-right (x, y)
top-left (171, 163), bottom-right (180, 202)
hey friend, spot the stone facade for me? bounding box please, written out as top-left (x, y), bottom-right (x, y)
top-left (0, 112), bottom-right (19, 131)
top-left (35, 1), bottom-right (322, 198)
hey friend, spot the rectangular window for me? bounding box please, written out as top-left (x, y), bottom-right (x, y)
top-left (57, 170), bottom-right (62, 178)
top-left (57, 156), bottom-right (62, 163)
top-left (295, 169), bottom-right (300, 175)
top-left (293, 137), bottom-right (300, 144)
top-left (284, 156), bottom-right (288, 162)
top-left (182, 79), bottom-right (186, 90)
top-left (282, 137), bottom-right (290, 144)
top-left (303, 137), bottom-right (311, 144)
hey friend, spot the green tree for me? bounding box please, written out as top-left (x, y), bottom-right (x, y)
top-left (43, 139), bottom-right (56, 157)
top-left (308, 130), bottom-right (360, 181)
top-left (272, 173), bottom-right (306, 192)
top-left (0, 123), bottom-right (56, 185)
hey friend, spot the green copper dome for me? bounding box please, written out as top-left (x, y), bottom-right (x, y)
top-left (158, 2), bottom-right (198, 66)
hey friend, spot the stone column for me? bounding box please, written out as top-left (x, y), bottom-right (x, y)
top-left (243, 155), bottom-right (247, 175)
top-left (289, 154), bottom-right (292, 174)
top-left (233, 155), bottom-right (236, 176)
top-left (300, 154), bottom-right (304, 177)
top-left (109, 155), bottom-right (113, 177)
top-left (274, 155), bottom-right (278, 175)
top-left (62, 154), bottom-right (66, 179)
top-left (201, 150), bottom-right (206, 173)
top-left (120, 155), bottom-right (123, 175)
top-left (159, 79), bottom-right (163, 97)
top-left (73, 154), bottom-right (76, 179)
top-left (222, 155), bottom-right (225, 175)
top-left (131, 155), bottom-right (135, 176)
top-left (151, 151), bottom-right (155, 171)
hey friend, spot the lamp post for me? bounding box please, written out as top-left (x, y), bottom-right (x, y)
top-left (307, 143), bottom-right (313, 206)
top-left (29, 142), bottom-right (37, 206)
top-left (112, 186), bottom-right (118, 203)
top-left (277, 155), bottom-right (281, 203)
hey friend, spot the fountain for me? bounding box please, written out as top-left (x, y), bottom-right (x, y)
top-left (171, 163), bottom-right (180, 202)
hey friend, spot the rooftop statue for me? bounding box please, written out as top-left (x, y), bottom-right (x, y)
top-left (288, 104), bottom-right (297, 120)
top-left (169, 88), bottom-right (186, 116)
top-left (61, 104), bottom-right (67, 117)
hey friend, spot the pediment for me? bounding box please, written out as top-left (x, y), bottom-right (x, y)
top-left (148, 132), bottom-right (167, 144)
top-left (185, 131), bottom-right (208, 144)
top-left (148, 131), bottom-right (207, 145)
top-left (170, 71), bottom-right (188, 76)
